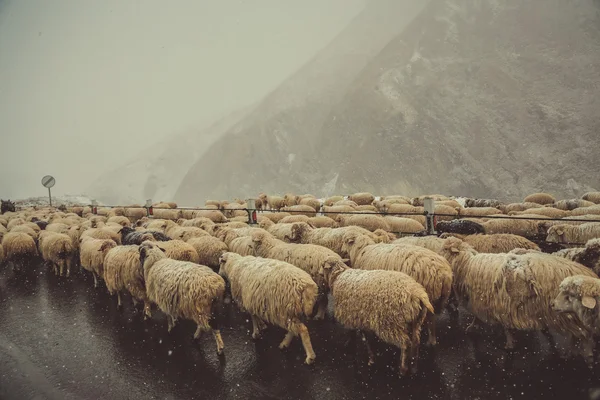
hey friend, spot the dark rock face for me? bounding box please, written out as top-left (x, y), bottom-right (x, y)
top-left (174, 0), bottom-right (600, 203)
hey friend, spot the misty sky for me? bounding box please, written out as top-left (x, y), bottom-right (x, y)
top-left (0, 0), bottom-right (365, 199)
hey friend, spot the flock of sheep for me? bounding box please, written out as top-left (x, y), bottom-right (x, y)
top-left (1, 190), bottom-right (600, 377)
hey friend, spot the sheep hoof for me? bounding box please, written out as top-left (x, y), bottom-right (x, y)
top-left (217, 348), bottom-right (225, 357)
top-left (426, 338), bottom-right (437, 347)
top-left (367, 359), bottom-right (375, 367)
top-left (278, 343), bottom-right (289, 350)
top-left (305, 356), bottom-right (316, 365)
top-left (251, 332), bottom-right (261, 340)
top-left (398, 366), bottom-right (409, 377)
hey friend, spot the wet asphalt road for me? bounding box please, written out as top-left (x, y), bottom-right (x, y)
top-left (1, 260), bottom-right (600, 400)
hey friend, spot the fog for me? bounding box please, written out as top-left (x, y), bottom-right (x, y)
top-left (0, 0), bottom-right (365, 199)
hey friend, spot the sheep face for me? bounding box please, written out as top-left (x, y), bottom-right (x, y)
top-left (551, 289), bottom-right (596, 316)
top-left (546, 226), bottom-right (566, 243)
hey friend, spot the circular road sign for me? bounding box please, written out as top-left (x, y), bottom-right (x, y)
top-left (41, 175), bottom-right (56, 188)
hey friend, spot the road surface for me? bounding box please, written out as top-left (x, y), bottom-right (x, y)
top-left (0, 261), bottom-right (599, 400)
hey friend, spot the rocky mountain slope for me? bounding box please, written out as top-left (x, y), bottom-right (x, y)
top-left (86, 106), bottom-right (253, 205)
top-left (174, 0), bottom-right (600, 204)
top-left (174, 0), bottom-right (428, 204)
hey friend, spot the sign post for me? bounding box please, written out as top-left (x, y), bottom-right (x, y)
top-left (41, 175), bottom-right (56, 207)
top-left (423, 197), bottom-right (436, 235)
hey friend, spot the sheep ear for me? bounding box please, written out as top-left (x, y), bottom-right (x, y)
top-left (451, 246), bottom-right (460, 253)
top-left (556, 228), bottom-right (564, 236)
top-left (582, 296), bottom-right (597, 309)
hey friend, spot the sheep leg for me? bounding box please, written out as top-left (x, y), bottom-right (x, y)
top-left (59, 262), bottom-right (65, 277)
top-left (251, 315), bottom-right (265, 340)
top-left (117, 292), bottom-right (122, 309)
top-left (167, 315), bottom-right (176, 333)
top-left (296, 323), bottom-right (316, 365)
top-left (425, 314), bottom-right (437, 346)
top-left (92, 272), bottom-right (99, 288)
top-left (131, 297), bottom-right (139, 307)
top-left (279, 332), bottom-right (295, 350)
top-left (143, 301), bottom-right (152, 320)
top-left (504, 328), bottom-right (516, 350)
top-left (398, 344), bottom-right (409, 377)
top-left (212, 330), bottom-right (225, 356)
top-left (361, 332), bottom-right (376, 366)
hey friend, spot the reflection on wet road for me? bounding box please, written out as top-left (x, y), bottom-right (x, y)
top-left (1, 262), bottom-right (599, 400)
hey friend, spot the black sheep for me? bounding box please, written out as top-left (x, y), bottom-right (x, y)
top-left (436, 219), bottom-right (485, 235)
top-left (1, 199), bottom-right (15, 214)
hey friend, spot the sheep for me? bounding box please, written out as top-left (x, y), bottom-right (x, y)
top-left (554, 239), bottom-right (600, 275)
top-left (546, 223), bottom-right (600, 245)
top-left (10, 225), bottom-right (38, 240)
top-left (412, 195), bottom-right (449, 206)
top-left (251, 231), bottom-right (345, 320)
top-left (570, 206), bottom-right (600, 217)
top-left (308, 216), bottom-right (337, 228)
top-left (257, 212), bottom-right (291, 223)
top-left (384, 216), bottom-right (424, 234)
top-left (192, 210), bottom-right (227, 223)
top-left (283, 193), bottom-right (299, 207)
top-left (381, 195), bottom-right (412, 203)
top-left (123, 207), bottom-right (147, 222)
top-left (322, 205), bottom-right (355, 219)
top-left (152, 208), bottom-right (182, 220)
top-left (278, 215), bottom-right (311, 224)
top-left (187, 236), bottom-right (228, 271)
top-left (118, 227), bottom-right (158, 245)
top-left (79, 237), bottom-right (117, 287)
top-left (266, 195), bottom-right (286, 211)
top-left (433, 205), bottom-right (459, 222)
top-left (229, 236), bottom-right (254, 256)
top-left (552, 275), bottom-right (600, 362)
top-left (7, 218), bottom-right (26, 230)
top-left (0, 242), bottom-right (4, 264)
top-left (334, 200), bottom-right (359, 208)
top-left (345, 192), bottom-right (373, 206)
top-left (180, 217), bottom-right (215, 230)
top-left (482, 218), bottom-right (542, 238)
top-left (499, 202), bottom-right (543, 214)
top-left (215, 226), bottom-right (268, 245)
top-left (337, 214), bottom-right (390, 232)
top-left (107, 216), bottom-right (130, 227)
top-left (298, 197), bottom-right (321, 212)
top-left (222, 203), bottom-right (247, 219)
top-left (320, 257), bottom-right (433, 375)
top-left (38, 231), bottom-right (76, 277)
top-left (437, 199), bottom-right (462, 209)
top-left (459, 207), bottom-right (501, 217)
top-left (435, 219), bottom-right (485, 235)
top-left (373, 199), bottom-right (409, 212)
top-left (514, 207), bottom-right (570, 219)
top-left (524, 193), bottom-right (556, 205)
top-left (552, 199), bottom-right (596, 211)
top-left (102, 245), bottom-right (151, 317)
top-left (459, 234), bottom-right (540, 253)
top-left (323, 196), bottom-right (344, 207)
top-left (354, 205), bottom-right (377, 212)
top-left (342, 232), bottom-right (452, 346)
top-left (294, 226), bottom-right (390, 257)
top-left (205, 200), bottom-right (222, 208)
top-left (1, 199), bottom-right (16, 214)
top-left (281, 205), bottom-right (317, 218)
top-left (393, 236), bottom-right (447, 255)
top-left (80, 227), bottom-right (121, 245)
top-left (218, 252), bottom-right (318, 364)
top-left (266, 222), bottom-right (312, 243)
top-left (582, 192), bottom-right (600, 204)
top-left (1, 232), bottom-right (37, 272)
top-left (139, 241), bottom-right (225, 354)
top-left (464, 198), bottom-right (502, 208)
top-left (0, 217), bottom-right (7, 227)
top-left (168, 226), bottom-right (210, 242)
top-left (46, 222), bottom-right (70, 234)
top-left (159, 239), bottom-right (200, 263)
top-left (440, 237), bottom-right (597, 350)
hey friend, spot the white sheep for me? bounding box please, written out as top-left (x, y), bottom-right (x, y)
top-left (218, 252), bottom-right (318, 364)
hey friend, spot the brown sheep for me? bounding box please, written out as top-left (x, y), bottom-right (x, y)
top-left (582, 192), bottom-right (600, 204)
top-left (336, 214), bottom-right (390, 232)
top-left (342, 231), bottom-right (453, 346)
top-left (524, 193), bottom-right (556, 205)
top-left (460, 234), bottom-right (540, 253)
top-left (321, 257), bottom-right (433, 376)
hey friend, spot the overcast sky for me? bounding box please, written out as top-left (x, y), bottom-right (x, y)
top-left (0, 0), bottom-right (365, 199)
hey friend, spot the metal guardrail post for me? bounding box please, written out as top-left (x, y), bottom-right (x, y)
top-left (246, 198), bottom-right (257, 225)
top-left (424, 197), bottom-right (436, 235)
top-left (145, 199), bottom-right (153, 217)
top-left (91, 199), bottom-right (98, 215)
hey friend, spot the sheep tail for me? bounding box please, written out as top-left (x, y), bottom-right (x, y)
top-left (438, 274), bottom-right (453, 313)
top-left (58, 241), bottom-right (69, 260)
